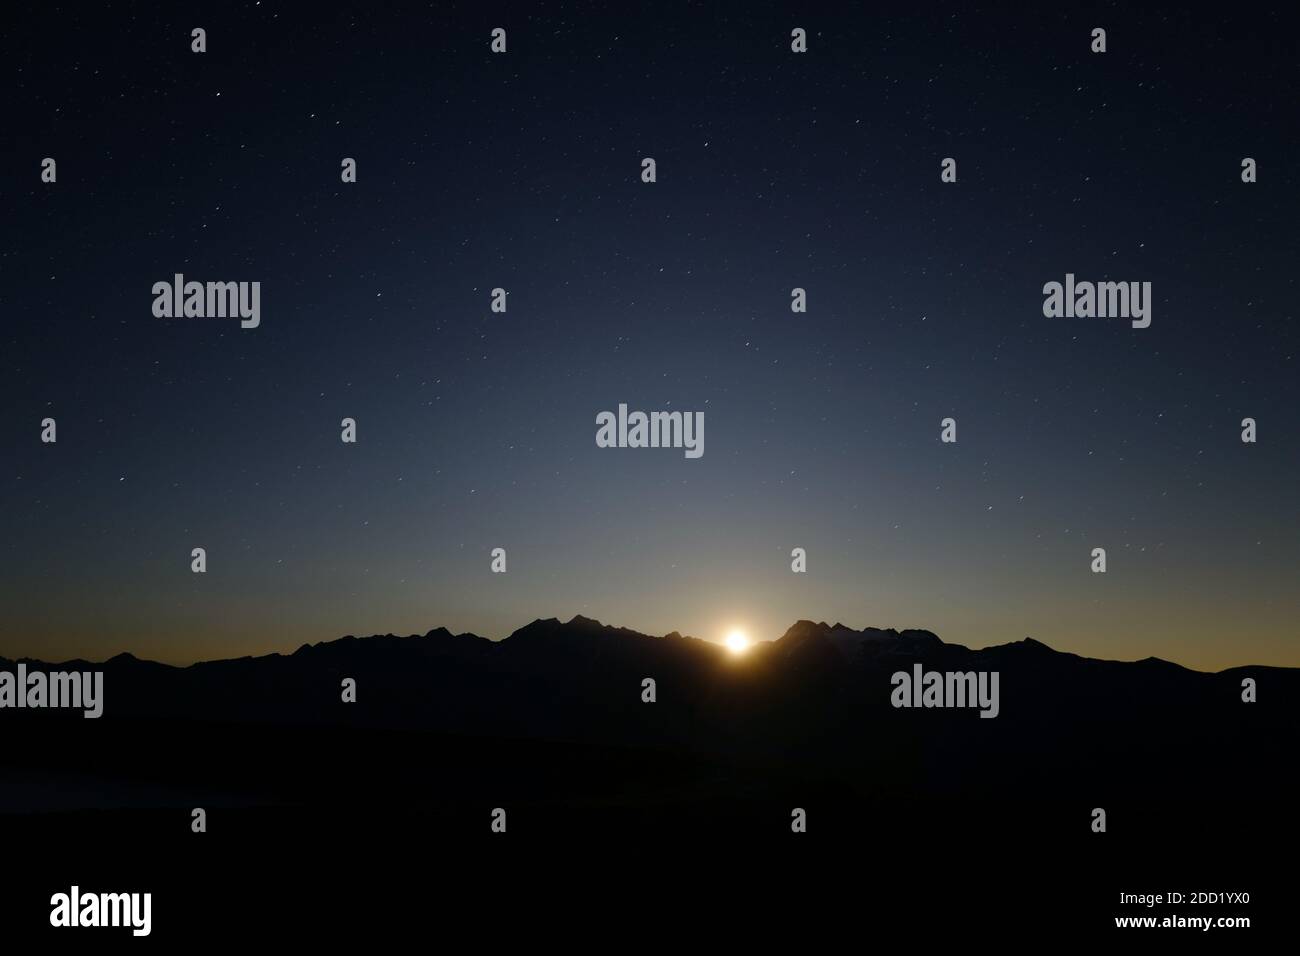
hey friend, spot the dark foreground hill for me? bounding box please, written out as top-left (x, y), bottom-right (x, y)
top-left (2, 615), bottom-right (1296, 810)
top-left (3, 617), bottom-right (1296, 940)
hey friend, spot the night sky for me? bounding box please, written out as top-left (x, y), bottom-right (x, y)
top-left (4, 4), bottom-right (1297, 669)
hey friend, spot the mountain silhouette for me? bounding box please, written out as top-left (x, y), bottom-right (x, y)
top-left (4, 614), bottom-right (1296, 943)
top-left (3, 615), bottom-right (1295, 815)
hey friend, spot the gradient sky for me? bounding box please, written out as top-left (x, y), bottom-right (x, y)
top-left (4, 4), bottom-right (1298, 669)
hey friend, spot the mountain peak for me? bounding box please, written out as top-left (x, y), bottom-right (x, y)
top-left (778, 620), bottom-right (830, 641)
top-left (774, 620), bottom-right (946, 662)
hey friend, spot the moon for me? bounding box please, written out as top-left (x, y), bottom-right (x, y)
top-left (724, 629), bottom-right (752, 655)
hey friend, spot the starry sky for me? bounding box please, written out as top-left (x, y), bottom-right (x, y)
top-left (4, 4), bottom-right (1298, 669)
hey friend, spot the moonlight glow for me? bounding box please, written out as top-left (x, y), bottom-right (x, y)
top-left (725, 630), bottom-right (752, 655)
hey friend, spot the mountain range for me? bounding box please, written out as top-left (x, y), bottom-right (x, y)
top-left (3, 615), bottom-right (1295, 812)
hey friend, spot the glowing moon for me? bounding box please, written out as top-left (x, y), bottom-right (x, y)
top-left (725, 629), bottom-right (752, 655)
